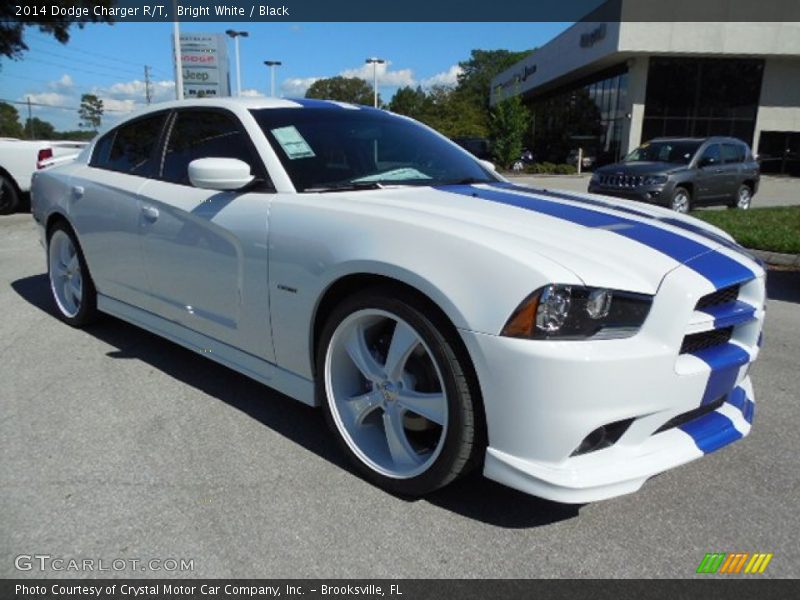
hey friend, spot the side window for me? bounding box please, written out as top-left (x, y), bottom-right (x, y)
top-left (161, 110), bottom-right (262, 186)
top-left (699, 144), bottom-right (721, 167)
top-left (102, 113), bottom-right (168, 176)
top-left (722, 143), bottom-right (745, 164)
top-left (90, 131), bottom-right (115, 168)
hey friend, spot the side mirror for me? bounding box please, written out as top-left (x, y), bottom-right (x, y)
top-left (478, 159), bottom-right (496, 171)
top-left (188, 158), bottom-right (255, 191)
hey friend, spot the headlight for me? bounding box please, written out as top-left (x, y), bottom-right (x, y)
top-left (642, 175), bottom-right (667, 185)
top-left (590, 173), bottom-right (601, 184)
top-left (501, 284), bottom-right (652, 340)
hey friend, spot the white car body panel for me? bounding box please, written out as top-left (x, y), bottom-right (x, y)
top-left (0, 139), bottom-right (86, 192)
top-left (30, 98), bottom-right (766, 503)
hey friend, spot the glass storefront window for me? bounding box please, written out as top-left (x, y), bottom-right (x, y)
top-left (642, 57), bottom-right (764, 146)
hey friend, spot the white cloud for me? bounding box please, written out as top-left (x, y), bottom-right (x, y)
top-left (22, 92), bottom-right (72, 108)
top-left (280, 76), bottom-right (320, 97)
top-left (340, 61), bottom-right (416, 88)
top-left (101, 79), bottom-right (175, 104)
top-left (240, 88), bottom-right (265, 98)
top-left (49, 74), bottom-right (74, 91)
top-left (420, 65), bottom-right (463, 89)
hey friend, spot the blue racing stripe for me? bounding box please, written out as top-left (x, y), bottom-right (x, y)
top-left (679, 411), bottom-right (742, 454)
top-left (701, 300), bottom-right (757, 329)
top-left (439, 184), bottom-right (755, 289)
top-left (692, 343), bottom-right (750, 405)
top-left (727, 386), bottom-right (755, 424)
top-left (290, 98), bottom-right (349, 109)
top-left (493, 182), bottom-right (754, 257)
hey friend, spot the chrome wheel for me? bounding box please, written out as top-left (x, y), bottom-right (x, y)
top-left (49, 229), bottom-right (83, 318)
top-left (324, 309), bottom-right (449, 479)
top-left (737, 186), bottom-right (752, 210)
top-left (671, 189), bottom-right (690, 213)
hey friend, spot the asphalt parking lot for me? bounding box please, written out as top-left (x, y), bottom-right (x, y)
top-left (1, 212), bottom-right (798, 579)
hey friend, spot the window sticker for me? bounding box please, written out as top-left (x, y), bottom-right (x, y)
top-left (271, 126), bottom-right (316, 159)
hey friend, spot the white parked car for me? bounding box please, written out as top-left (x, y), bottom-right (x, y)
top-left (0, 138), bottom-right (87, 213)
top-left (31, 98), bottom-right (765, 502)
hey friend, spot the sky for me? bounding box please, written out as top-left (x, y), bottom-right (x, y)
top-left (0, 21), bottom-right (571, 131)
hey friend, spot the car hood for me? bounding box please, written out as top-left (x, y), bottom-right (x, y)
top-left (595, 161), bottom-right (686, 175)
top-left (332, 182), bottom-right (753, 294)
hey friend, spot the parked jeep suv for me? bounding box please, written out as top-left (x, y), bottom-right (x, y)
top-left (588, 137), bottom-right (759, 213)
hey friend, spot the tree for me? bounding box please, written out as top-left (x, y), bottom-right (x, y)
top-left (25, 117), bottom-right (56, 140)
top-left (306, 76), bottom-right (379, 106)
top-left (78, 93), bottom-right (103, 131)
top-left (0, 1), bottom-right (113, 60)
top-left (388, 86), bottom-right (431, 120)
top-left (489, 89), bottom-right (531, 169)
top-left (0, 102), bottom-right (24, 138)
top-left (457, 49), bottom-right (532, 109)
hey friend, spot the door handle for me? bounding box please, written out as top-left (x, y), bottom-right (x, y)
top-left (141, 205), bottom-right (160, 222)
top-left (713, 169), bottom-right (724, 174)
top-left (71, 185), bottom-right (84, 199)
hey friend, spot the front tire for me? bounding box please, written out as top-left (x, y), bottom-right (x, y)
top-left (47, 223), bottom-right (98, 327)
top-left (670, 186), bottom-right (691, 213)
top-left (317, 288), bottom-right (480, 496)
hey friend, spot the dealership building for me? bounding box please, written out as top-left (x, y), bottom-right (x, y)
top-left (490, 11), bottom-right (800, 175)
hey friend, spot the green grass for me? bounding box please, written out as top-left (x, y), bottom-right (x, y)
top-left (690, 206), bottom-right (800, 254)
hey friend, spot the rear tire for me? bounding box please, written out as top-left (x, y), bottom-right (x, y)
top-left (317, 287), bottom-right (480, 496)
top-left (670, 186), bottom-right (691, 213)
top-left (47, 222), bottom-right (98, 327)
top-left (0, 174), bottom-right (20, 215)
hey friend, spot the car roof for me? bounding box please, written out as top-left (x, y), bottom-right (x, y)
top-left (648, 136), bottom-right (746, 144)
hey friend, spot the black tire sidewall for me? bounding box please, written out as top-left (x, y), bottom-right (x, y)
top-left (0, 175), bottom-right (20, 215)
top-left (316, 288), bottom-right (476, 497)
top-left (47, 223), bottom-right (98, 327)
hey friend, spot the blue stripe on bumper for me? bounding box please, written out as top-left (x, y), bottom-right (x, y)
top-left (701, 300), bottom-right (757, 329)
top-left (679, 411), bottom-right (743, 454)
top-left (438, 184), bottom-right (754, 290)
top-left (691, 343), bottom-right (750, 405)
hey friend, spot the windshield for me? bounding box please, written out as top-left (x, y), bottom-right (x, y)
top-left (624, 140), bottom-right (702, 164)
top-left (251, 107), bottom-right (496, 192)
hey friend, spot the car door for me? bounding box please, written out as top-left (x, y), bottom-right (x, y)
top-left (136, 108), bottom-right (275, 361)
top-left (69, 111), bottom-right (169, 311)
top-left (721, 142), bottom-right (746, 198)
top-left (694, 143), bottom-right (727, 204)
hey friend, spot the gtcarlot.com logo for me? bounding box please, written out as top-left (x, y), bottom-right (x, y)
top-left (14, 554), bottom-right (194, 572)
top-left (697, 552), bottom-right (773, 574)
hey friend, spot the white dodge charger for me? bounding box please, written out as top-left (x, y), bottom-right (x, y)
top-left (30, 98), bottom-right (765, 502)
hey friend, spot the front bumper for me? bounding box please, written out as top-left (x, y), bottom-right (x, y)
top-left (460, 264), bottom-right (765, 503)
top-left (588, 183), bottom-right (672, 206)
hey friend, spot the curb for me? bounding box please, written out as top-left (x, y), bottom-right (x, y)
top-left (747, 248), bottom-right (800, 268)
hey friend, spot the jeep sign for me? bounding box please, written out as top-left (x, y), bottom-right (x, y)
top-left (175, 33), bottom-right (231, 98)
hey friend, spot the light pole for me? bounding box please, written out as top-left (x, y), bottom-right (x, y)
top-left (226, 29), bottom-right (249, 96)
top-left (365, 57), bottom-right (385, 108)
top-left (172, 0), bottom-right (183, 100)
top-left (264, 60), bottom-right (282, 97)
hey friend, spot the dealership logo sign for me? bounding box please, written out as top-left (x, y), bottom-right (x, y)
top-left (696, 552), bottom-right (773, 574)
top-left (580, 23), bottom-right (607, 48)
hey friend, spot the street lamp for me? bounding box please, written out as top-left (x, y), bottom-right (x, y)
top-left (226, 29), bottom-right (249, 96)
top-left (264, 60), bottom-right (282, 97)
top-left (365, 57), bottom-right (385, 108)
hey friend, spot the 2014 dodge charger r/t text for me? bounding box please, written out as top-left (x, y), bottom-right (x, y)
top-left (29, 98), bottom-right (765, 502)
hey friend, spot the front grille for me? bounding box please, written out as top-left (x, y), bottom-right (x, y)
top-left (680, 326), bottom-right (733, 354)
top-left (655, 395), bottom-right (726, 434)
top-left (696, 284), bottom-right (740, 310)
top-left (598, 174), bottom-right (643, 188)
